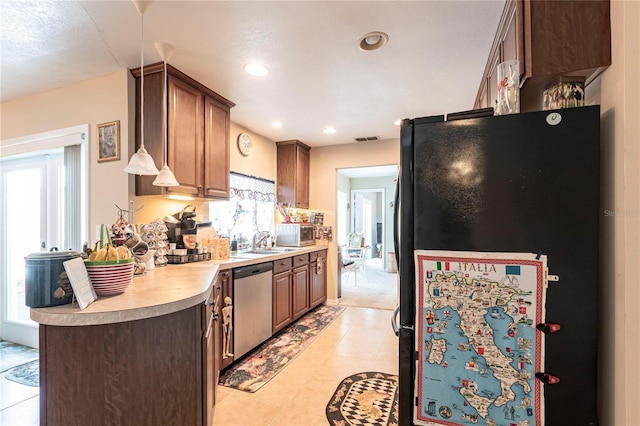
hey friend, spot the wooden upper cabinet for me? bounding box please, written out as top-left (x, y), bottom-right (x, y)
top-left (474, 0), bottom-right (610, 111)
top-left (203, 96), bottom-right (230, 198)
top-left (474, 0), bottom-right (523, 110)
top-left (500, 2), bottom-right (520, 65)
top-left (131, 62), bottom-right (234, 199)
top-left (276, 140), bottom-right (311, 209)
top-left (168, 76), bottom-right (204, 196)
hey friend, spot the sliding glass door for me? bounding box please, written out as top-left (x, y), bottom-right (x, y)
top-left (1, 151), bottom-right (65, 347)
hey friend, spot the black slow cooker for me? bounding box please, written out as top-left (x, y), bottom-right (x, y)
top-left (25, 250), bottom-right (83, 308)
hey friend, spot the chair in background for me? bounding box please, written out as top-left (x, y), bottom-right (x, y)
top-left (341, 245), bottom-right (368, 285)
top-left (347, 233), bottom-right (364, 248)
top-left (338, 248), bottom-right (358, 285)
top-left (345, 232), bottom-right (370, 278)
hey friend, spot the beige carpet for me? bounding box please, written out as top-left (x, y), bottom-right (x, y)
top-left (339, 258), bottom-right (398, 310)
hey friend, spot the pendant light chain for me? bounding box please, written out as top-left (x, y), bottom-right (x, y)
top-left (163, 53), bottom-right (167, 165)
top-left (124, 0), bottom-right (159, 176)
top-left (151, 41), bottom-right (179, 186)
top-left (140, 11), bottom-right (145, 151)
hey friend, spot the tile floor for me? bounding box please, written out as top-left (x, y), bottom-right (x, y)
top-left (0, 306), bottom-right (398, 426)
top-left (339, 257), bottom-right (398, 311)
top-left (214, 306), bottom-right (399, 425)
top-left (0, 356), bottom-right (39, 426)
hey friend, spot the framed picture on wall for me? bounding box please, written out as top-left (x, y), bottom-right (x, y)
top-left (97, 120), bottom-right (120, 163)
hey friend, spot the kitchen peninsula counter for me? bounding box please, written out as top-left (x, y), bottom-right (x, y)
top-left (30, 244), bottom-right (327, 327)
top-left (30, 261), bottom-right (220, 326)
top-left (31, 244), bottom-right (327, 426)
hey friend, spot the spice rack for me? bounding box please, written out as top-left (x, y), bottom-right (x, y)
top-left (166, 252), bottom-right (211, 264)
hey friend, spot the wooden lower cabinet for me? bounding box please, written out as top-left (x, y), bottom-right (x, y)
top-left (39, 302), bottom-right (211, 426)
top-left (310, 250), bottom-right (327, 308)
top-left (292, 264), bottom-right (310, 319)
top-left (271, 251), bottom-right (326, 334)
top-left (273, 271), bottom-right (293, 333)
top-left (206, 273), bottom-right (222, 426)
top-left (218, 270), bottom-right (233, 370)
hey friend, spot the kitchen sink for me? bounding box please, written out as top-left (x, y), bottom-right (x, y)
top-left (243, 248), bottom-right (300, 254)
top-left (232, 248), bottom-right (300, 257)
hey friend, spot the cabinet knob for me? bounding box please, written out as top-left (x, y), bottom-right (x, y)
top-left (197, 185), bottom-right (203, 191)
top-left (206, 186), bottom-right (213, 191)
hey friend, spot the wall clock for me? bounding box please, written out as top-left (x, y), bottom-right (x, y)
top-left (237, 133), bottom-right (253, 156)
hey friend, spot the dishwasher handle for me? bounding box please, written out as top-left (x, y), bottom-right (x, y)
top-left (233, 261), bottom-right (274, 279)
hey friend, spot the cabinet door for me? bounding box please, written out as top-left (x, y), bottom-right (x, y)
top-left (295, 146), bottom-right (310, 208)
top-left (487, 52), bottom-right (501, 112)
top-left (474, 77), bottom-right (490, 109)
top-left (273, 272), bottom-right (292, 333)
top-left (204, 97), bottom-right (230, 198)
top-left (219, 271), bottom-right (233, 370)
top-left (292, 265), bottom-right (309, 319)
top-left (501, 0), bottom-right (521, 66)
top-left (205, 276), bottom-right (222, 425)
top-left (168, 76), bottom-right (204, 196)
top-left (310, 256), bottom-right (327, 308)
top-left (276, 140), bottom-right (311, 209)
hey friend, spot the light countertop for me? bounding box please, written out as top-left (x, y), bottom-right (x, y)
top-left (30, 244), bottom-right (328, 327)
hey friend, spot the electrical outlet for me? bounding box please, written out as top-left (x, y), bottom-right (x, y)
top-left (95, 225), bottom-right (102, 241)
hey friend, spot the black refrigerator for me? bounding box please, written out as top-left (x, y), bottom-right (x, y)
top-left (393, 106), bottom-right (600, 426)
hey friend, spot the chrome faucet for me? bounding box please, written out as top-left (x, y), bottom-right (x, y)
top-left (252, 231), bottom-right (270, 251)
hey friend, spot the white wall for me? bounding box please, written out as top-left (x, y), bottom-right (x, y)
top-left (1, 69), bottom-right (132, 241)
top-left (586, 1), bottom-right (640, 424)
top-left (309, 139), bottom-right (400, 302)
top-left (0, 69), bottom-right (279, 236)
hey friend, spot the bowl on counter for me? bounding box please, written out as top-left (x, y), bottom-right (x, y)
top-left (85, 259), bottom-right (134, 296)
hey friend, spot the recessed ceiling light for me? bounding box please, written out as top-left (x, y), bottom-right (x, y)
top-left (394, 119), bottom-right (402, 126)
top-left (359, 31), bottom-right (389, 51)
top-left (244, 63), bottom-right (269, 76)
top-left (323, 127), bottom-right (337, 134)
top-left (272, 121), bottom-right (282, 128)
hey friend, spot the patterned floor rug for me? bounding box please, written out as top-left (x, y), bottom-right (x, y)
top-left (4, 359), bottom-right (39, 387)
top-left (326, 372), bottom-right (399, 426)
top-left (0, 340), bottom-right (39, 372)
top-left (219, 304), bottom-right (345, 392)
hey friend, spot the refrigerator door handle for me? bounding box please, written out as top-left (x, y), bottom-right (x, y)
top-left (393, 182), bottom-right (400, 267)
top-left (391, 306), bottom-right (400, 336)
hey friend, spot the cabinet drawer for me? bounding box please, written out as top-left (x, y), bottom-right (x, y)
top-left (293, 253), bottom-right (309, 267)
top-left (310, 250), bottom-right (326, 263)
top-left (273, 257), bottom-right (292, 275)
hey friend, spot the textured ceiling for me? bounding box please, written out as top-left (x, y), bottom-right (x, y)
top-left (1, 0), bottom-right (504, 147)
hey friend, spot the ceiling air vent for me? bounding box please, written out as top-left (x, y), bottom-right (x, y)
top-left (354, 136), bottom-right (381, 142)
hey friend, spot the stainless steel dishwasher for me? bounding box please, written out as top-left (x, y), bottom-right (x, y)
top-left (232, 262), bottom-right (273, 359)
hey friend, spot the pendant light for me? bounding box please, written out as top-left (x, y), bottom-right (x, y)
top-left (124, 0), bottom-right (159, 176)
top-left (152, 41), bottom-right (179, 187)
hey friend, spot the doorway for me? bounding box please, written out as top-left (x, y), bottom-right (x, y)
top-left (336, 165), bottom-right (398, 310)
top-left (351, 188), bottom-right (384, 265)
top-left (1, 125), bottom-right (89, 348)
